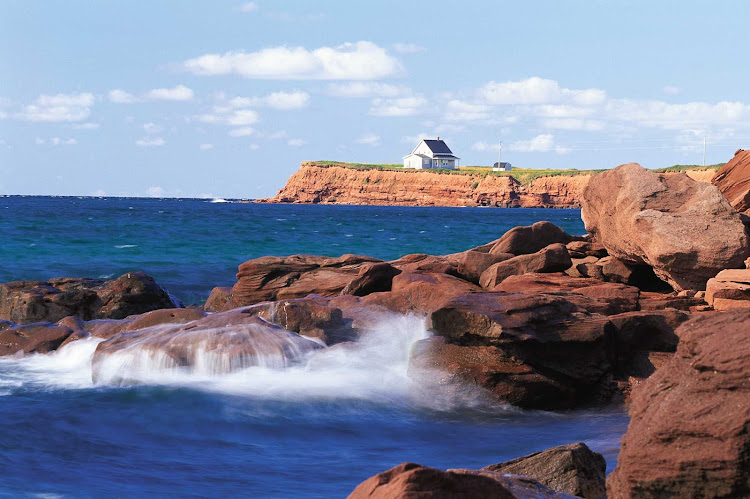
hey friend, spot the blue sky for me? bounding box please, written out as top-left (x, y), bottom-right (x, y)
top-left (1, 0), bottom-right (749, 198)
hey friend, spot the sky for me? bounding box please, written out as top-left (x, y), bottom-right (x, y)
top-left (1, 0), bottom-right (749, 198)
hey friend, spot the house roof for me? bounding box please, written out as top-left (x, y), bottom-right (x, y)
top-left (422, 139), bottom-right (453, 155)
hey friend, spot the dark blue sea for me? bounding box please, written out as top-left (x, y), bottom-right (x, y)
top-left (0, 196), bottom-right (628, 498)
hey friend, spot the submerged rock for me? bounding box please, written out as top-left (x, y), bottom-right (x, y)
top-left (482, 442), bottom-right (607, 499)
top-left (0, 271), bottom-right (180, 325)
top-left (581, 163), bottom-right (750, 290)
top-left (347, 462), bottom-right (574, 499)
top-left (91, 310), bottom-right (322, 383)
top-left (607, 309), bottom-right (750, 498)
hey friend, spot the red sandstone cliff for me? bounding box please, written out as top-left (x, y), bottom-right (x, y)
top-left (260, 163), bottom-right (717, 208)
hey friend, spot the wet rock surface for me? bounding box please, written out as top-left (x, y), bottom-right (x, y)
top-left (0, 272), bottom-right (180, 325)
top-left (581, 163), bottom-right (750, 290)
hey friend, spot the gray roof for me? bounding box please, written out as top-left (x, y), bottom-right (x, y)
top-left (423, 139), bottom-right (453, 155)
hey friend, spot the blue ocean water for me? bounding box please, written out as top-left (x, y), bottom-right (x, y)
top-left (0, 197), bottom-right (628, 498)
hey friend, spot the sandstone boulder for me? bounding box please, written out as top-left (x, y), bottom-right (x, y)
top-left (486, 221), bottom-right (574, 256)
top-left (424, 292), bottom-right (616, 408)
top-left (364, 272), bottom-right (480, 315)
top-left (705, 268), bottom-right (750, 310)
top-left (0, 322), bottom-right (73, 356)
top-left (482, 442), bottom-right (607, 499)
top-left (347, 462), bottom-right (572, 499)
top-left (0, 272), bottom-right (180, 325)
top-left (479, 244), bottom-right (572, 289)
top-left (92, 310), bottom-right (323, 383)
top-left (607, 309), bottom-right (750, 498)
top-left (230, 254), bottom-right (393, 306)
top-left (581, 163), bottom-right (750, 290)
top-left (712, 148), bottom-right (750, 214)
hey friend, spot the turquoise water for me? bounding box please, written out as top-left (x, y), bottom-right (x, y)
top-left (0, 197), bottom-right (628, 498)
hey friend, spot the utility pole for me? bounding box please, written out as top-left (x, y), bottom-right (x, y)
top-left (499, 141), bottom-right (502, 165)
top-left (703, 137), bottom-right (706, 166)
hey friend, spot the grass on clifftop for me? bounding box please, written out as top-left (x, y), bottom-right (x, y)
top-left (306, 161), bottom-right (724, 185)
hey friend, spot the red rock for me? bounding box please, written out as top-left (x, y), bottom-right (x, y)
top-left (0, 272), bottom-right (179, 325)
top-left (426, 292), bottom-right (616, 408)
top-left (230, 254), bottom-right (388, 306)
top-left (0, 322), bottom-right (73, 355)
top-left (203, 286), bottom-right (237, 312)
top-left (494, 273), bottom-right (639, 316)
top-left (566, 240), bottom-right (608, 258)
top-left (91, 310), bottom-right (323, 383)
top-left (347, 462), bottom-right (567, 499)
top-left (712, 148), bottom-right (750, 214)
top-left (488, 221), bottom-right (573, 256)
top-left (582, 163), bottom-right (750, 290)
top-left (607, 309), bottom-right (750, 498)
top-left (341, 262), bottom-right (401, 296)
top-left (705, 268), bottom-right (750, 310)
top-left (390, 253), bottom-right (459, 276)
top-left (446, 249), bottom-right (514, 284)
top-left (364, 272), bottom-right (480, 315)
top-left (479, 243), bottom-right (572, 289)
top-left (482, 442), bottom-right (607, 499)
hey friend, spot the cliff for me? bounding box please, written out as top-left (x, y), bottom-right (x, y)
top-left (261, 162), bottom-right (717, 208)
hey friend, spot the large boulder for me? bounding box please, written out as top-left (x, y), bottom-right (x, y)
top-left (607, 309), bottom-right (750, 498)
top-left (0, 272), bottom-right (180, 325)
top-left (91, 310), bottom-right (323, 383)
top-left (482, 442), bottom-right (607, 499)
top-left (484, 221), bottom-right (574, 256)
top-left (705, 268), bottom-right (750, 310)
top-left (581, 163), bottom-right (750, 291)
top-left (0, 321), bottom-right (74, 355)
top-left (347, 462), bottom-right (573, 499)
top-left (230, 254), bottom-right (396, 306)
top-left (422, 292), bottom-right (617, 408)
top-left (479, 243), bottom-right (572, 289)
top-left (712, 148), bottom-right (750, 214)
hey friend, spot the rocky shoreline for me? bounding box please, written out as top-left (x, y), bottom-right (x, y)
top-left (257, 161), bottom-right (718, 208)
top-left (2, 151), bottom-right (750, 497)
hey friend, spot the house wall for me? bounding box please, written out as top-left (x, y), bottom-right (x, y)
top-left (413, 142), bottom-right (433, 157)
top-left (404, 155), bottom-right (426, 169)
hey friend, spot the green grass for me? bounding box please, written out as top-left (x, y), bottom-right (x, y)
top-left (652, 163), bottom-right (724, 172)
top-left (305, 161), bottom-right (724, 186)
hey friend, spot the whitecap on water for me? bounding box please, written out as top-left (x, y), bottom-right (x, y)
top-left (114, 244), bottom-right (138, 249)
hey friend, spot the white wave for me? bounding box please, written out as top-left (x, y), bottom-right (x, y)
top-left (0, 314), bottom-right (489, 410)
top-left (114, 244), bottom-right (138, 249)
top-left (210, 198), bottom-right (230, 203)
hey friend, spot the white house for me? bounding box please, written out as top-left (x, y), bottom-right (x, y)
top-left (492, 141), bottom-right (512, 171)
top-left (403, 137), bottom-right (459, 169)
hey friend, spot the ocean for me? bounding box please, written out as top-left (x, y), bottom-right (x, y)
top-left (0, 196), bottom-right (627, 497)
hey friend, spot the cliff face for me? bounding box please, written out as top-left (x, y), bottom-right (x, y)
top-left (262, 164), bottom-right (716, 208)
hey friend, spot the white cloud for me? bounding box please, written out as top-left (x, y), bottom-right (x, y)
top-left (143, 122), bottom-right (162, 134)
top-left (72, 122), bottom-right (100, 130)
top-left (91, 189), bottom-right (106, 197)
top-left (508, 134), bottom-right (568, 154)
top-left (18, 92), bottom-right (94, 122)
top-left (369, 96), bottom-right (427, 117)
top-left (445, 100), bottom-right (492, 122)
top-left (109, 89), bottom-right (139, 103)
top-left (146, 85), bottom-right (194, 101)
top-left (478, 77), bottom-right (606, 106)
top-left (199, 143), bottom-right (214, 150)
top-left (239, 2), bottom-right (258, 12)
top-left (391, 43), bottom-right (425, 53)
top-left (228, 90), bottom-right (310, 110)
top-left (181, 41), bottom-right (402, 80)
top-left (401, 132), bottom-right (431, 144)
top-left (327, 82), bottom-right (411, 98)
top-left (249, 143), bottom-right (260, 150)
top-left (471, 141), bottom-right (499, 152)
top-left (136, 137), bottom-right (165, 147)
top-left (356, 133), bottom-right (381, 146)
top-left (265, 130), bottom-right (287, 139)
top-left (605, 99), bottom-right (750, 130)
top-left (541, 118), bottom-right (605, 131)
top-left (147, 186), bottom-right (165, 197)
top-left (663, 85), bottom-right (682, 96)
top-left (287, 138), bottom-right (307, 146)
top-left (228, 127), bottom-right (255, 137)
top-left (198, 108), bottom-right (260, 126)
top-left (36, 137), bottom-right (78, 146)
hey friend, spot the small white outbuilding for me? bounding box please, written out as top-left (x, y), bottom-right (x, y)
top-left (403, 137), bottom-right (460, 169)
